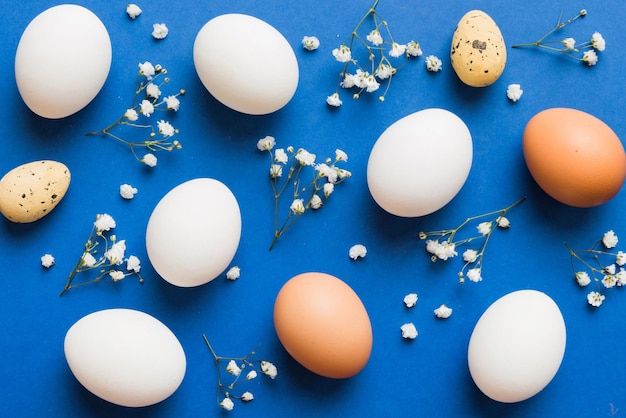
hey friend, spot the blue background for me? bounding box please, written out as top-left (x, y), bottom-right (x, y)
top-left (1, 0), bottom-right (625, 417)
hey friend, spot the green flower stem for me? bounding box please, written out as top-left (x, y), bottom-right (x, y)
top-left (512, 10), bottom-right (586, 48)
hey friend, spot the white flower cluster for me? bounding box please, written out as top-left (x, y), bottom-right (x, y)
top-left (512, 10), bottom-right (606, 66)
top-left (204, 335), bottom-right (277, 412)
top-left (349, 244), bottom-right (367, 260)
top-left (420, 197), bottom-right (525, 283)
top-left (60, 214), bottom-right (144, 296)
top-left (506, 84), bottom-right (523, 102)
top-left (257, 136), bottom-right (350, 250)
top-left (400, 293), bottom-right (451, 340)
top-left (86, 61), bottom-right (184, 167)
top-left (566, 230), bottom-right (626, 307)
top-left (327, 0), bottom-right (435, 106)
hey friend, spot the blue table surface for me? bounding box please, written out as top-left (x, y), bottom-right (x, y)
top-left (1, 0), bottom-right (625, 417)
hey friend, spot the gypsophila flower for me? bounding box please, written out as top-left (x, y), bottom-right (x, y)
top-left (425, 55), bottom-right (442, 72)
top-left (400, 323), bottom-right (418, 339)
top-left (605, 264), bottom-right (617, 275)
top-left (603, 230), bottom-right (619, 248)
top-left (241, 392), bottom-right (254, 402)
top-left (617, 269), bottom-right (626, 286)
top-left (310, 194), bottom-right (323, 210)
top-left (326, 92), bottom-right (343, 107)
top-left (86, 61), bottom-right (184, 165)
top-left (152, 23), bottom-right (168, 39)
top-left (126, 4), bottom-right (142, 19)
top-left (257, 136), bottom-right (276, 151)
top-left (260, 361), bottom-right (278, 379)
top-left (375, 63), bottom-right (394, 80)
top-left (141, 153), bottom-right (157, 167)
top-left (587, 291), bottom-right (605, 307)
top-left (389, 42), bottom-right (407, 58)
top-left (295, 149), bottom-right (316, 166)
top-left (421, 197), bottom-right (525, 284)
top-left (434, 304), bottom-right (453, 319)
top-left (332, 45), bottom-right (352, 63)
top-left (323, 182), bottom-right (334, 198)
top-left (406, 41), bottom-right (422, 57)
top-left (246, 370), bottom-right (257, 380)
top-left (119, 184), bottom-right (138, 200)
top-left (512, 10), bottom-right (605, 67)
top-left (302, 36), bottom-right (320, 51)
top-left (367, 29), bottom-right (384, 46)
top-left (226, 266), bottom-right (240, 281)
top-left (274, 148), bottom-right (289, 164)
top-left (269, 164), bottom-right (283, 179)
top-left (220, 398), bottom-right (234, 411)
top-left (506, 84), bottom-right (523, 102)
top-left (335, 149), bottom-right (348, 162)
top-left (404, 293), bottom-right (418, 308)
top-left (349, 244), bottom-right (367, 260)
top-left (41, 254), bottom-right (55, 268)
top-left (226, 360), bottom-right (242, 376)
top-left (616, 251), bottom-right (626, 266)
top-left (602, 273), bottom-right (617, 288)
top-left (61, 214), bottom-right (144, 296)
top-left (576, 271), bottom-right (591, 287)
top-left (290, 199), bottom-right (305, 215)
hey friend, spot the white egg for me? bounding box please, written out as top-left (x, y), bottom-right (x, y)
top-left (366, 108), bottom-right (472, 217)
top-left (15, 4), bottom-right (112, 119)
top-left (146, 178), bottom-right (241, 287)
top-left (193, 14), bottom-right (299, 115)
top-left (468, 290), bottom-right (566, 403)
top-left (64, 309), bottom-right (186, 407)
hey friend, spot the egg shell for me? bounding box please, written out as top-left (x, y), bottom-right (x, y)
top-left (450, 10), bottom-right (506, 87)
top-left (0, 160), bottom-right (70, 223)
top-left (64, 308), bottom-right (186, 407)
top-left (273, 272), bottom-right (373, 379)
top-left (468, 290), bottom-right (566, 403)
top-left (146, 178), bottom-right (241, 287)
top-left (193, 13), bottom-right (299, 115)
top-left (15, 4), bottom-right (112, 119)
top-left (367, 108), bottom-right (472, 217)
top-left (523, 108), bottom-right (626, 207)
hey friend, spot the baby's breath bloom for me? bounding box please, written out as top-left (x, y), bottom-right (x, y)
top-left (591, 32), bottom-right (606, 51)
top-left (467, 268), bottom-right (482, 283)
top-left (152, 23), bottom-right (169, 40)
top-left (219, 397), bottom-right (234, 411)
top-left (157, 120), bottom-right (175, 137)
top-left (226, 266), bottom-right (240, 280)
top-left (506, 84), bottom-right (523, 102)
top-left (138, 61), bottom-right (155, 79)
top-left (257, 135), bottom-right (276, 151)
top-left (105, 240), bottom-right (126, 265)
top-left (126, 255), bottom-right (141, 273)
top-left (389, 42), bottom-right (407, 58)
top-left (583, 50), bottom-right (598, 66)
top-left (295, 149), bottom-right (316, 166)
top-left (124, 108), bottom-right (139, 121)
top-left (139, 99), bottom-right (154, 117)
top-left (603, 230), bottom-right (619, 248)
top-left (616, 251), bottom-right (626, 266)
top-left (95, 213), bottom-right (116, 232)
top-left (587, 291), bottom-right (605, 307)
top-left (141, 153), bottom-right (157, 167)
top-left (463, 249), bottom-right (478, 263)
top-left (41, 254), bottom-right (55, 268)
top-left (404, 293), bottom-right (418, 308)
top-left (575, 271), bottom-right (591, 286)
top-left (146, 83), bottom-right (161, 99)
top-left (241, 392), bottom-right (254, 402)
top-left (496, 216), bottom-right (511, 228)
top-left (616, 269), bottom-right (626, 286)
top-left (246, 370), bottom-right (257, 380)
top-left (119, 184), bottom-right (138, 200)
top-left (375, 63), bottom-right (394, 80)
top-left (477, 222), bottom-right (492, 236)
top-left (269, 164), bottom-right (283, 178)
top-left (290, 199), bottom-right (305, 215)
top-left (434, 304), bottom-right (453, 319)
top-left (302, 36), bottom-right (320, 51)
top-left (260, 361), bottom-right (278, 379)
top-left (366, 29), bottom-right (383, 46)
top-left (274, 148), bottom-right (288, 164)
top-left (82, 252), bottom-right (97, 267)
top-left (326, 92), bottom-right (343, 107)
top-left (309, 194), bottom-right (323, 210)
top-left (323, 182), bottom-right (334, 197)
top-left (226, 360), bottom-right (242, 376)
top-left (602, 273), bottom-right (617, 288)
top-left (164, 95), bottom-right (180, 111)
top-left (425, 55), bottom-right (442, 72)
top-left (126, 4), bottom-right (142, 19)
top-left (426, 240), bottom-right (458, 261)
top-left (400, 323), bottom-right (418, 339)
top-left (562, 37), bottom-right (576, 50)
top-left (406, 41), bottom-right (422, 57)
top-left (335, 149), bottom-right (348, 162)
top-left (332, 45), bottom-right (352, 63)
top-left (349, 244), bottom-right (367, 260)
top-left (109, 270), bottom-right (125, 282)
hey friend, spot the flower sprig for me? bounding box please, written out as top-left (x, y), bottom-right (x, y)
top-left (60, 214), bottom-right (144, 296)
top-left (512, 9), bottom-right (606, 66)
top-left (203, 335), bottom-right (277, 412)
top-left (565, 230), bottom-right (626, 308)
top-left (419, 197), bottom-right (526, 283)
top-left (86, 61), bottom-right (185, 167)
top-left (257, 136), bottom-right (351, 250)
top-left (327, 0), bottom-right (427, 106)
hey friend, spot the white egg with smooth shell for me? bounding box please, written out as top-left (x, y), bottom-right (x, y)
top-left (64, 309), bottom-right (186, 407)
top-left (146, 178), bottom-right (242, 287)
top-left (15, 4), bottom-right (112, 119)
top-left (468, 290), bottom-right (566, 403)
top-left (366, 108), bottom-right (472, 217)
top-left (193, 13), bottom-right (299, 115)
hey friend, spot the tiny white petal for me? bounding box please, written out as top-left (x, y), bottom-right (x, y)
top-left (349, 244), bottom-right (367, 260)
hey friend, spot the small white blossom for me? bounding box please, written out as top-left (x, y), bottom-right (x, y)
top-left (270, 164), bottom-right (283, 178)
top-left (605, 264), bottom-right (616, 275)
top-left (616, 268), bottom-right (626, 286)
top-left (506, 84), bottom-right (523, 102)
top-left (157, 120), bottom-right (175, 137)
top-left (290, 199), bottom-right (305, 215)
top-left (260, 361), bottom-right (278, 379)
top-left (603, 230), bottom-right (619, 248)
top-left (124, 108), bottom-right (139, 121)
top-left (246, 370), bottom-right (257, 380)
top-left (109, 270), bottom-right (125, 282)
top-left (335, 149), bottom-right (348, 162)
top-left (126, 4), bottom-right (142, 19)
top-left (323, 182), bottom-right (334, 198)
top-left (434, 304), bottom-right (453, 319)
top-left (403, 293), bottom-right (418, 308)
top-left (302, 36), bottom-right (320, 51)
top-left (332, 45), bottom-right (352, 63)
top-left (583, 50), bottom-right (598, 66)
top-left (364, 74), bottom-right (380, 93)
top-left (406, 41), bottom-right (422, 57)
top-left (241, 392), bottom-right (254, 402)
top-left (164, 95), bottom-right (180, 111)
top-left (426, 240), bottom-right (457, 261)
top-left (139, 99), bottom-right (154, 117)
top-left (274, 148), bottom-right (288, 164)
top-left (337, 168), bottom-right (352, 179)
top-left (562, 37), bottom-right (576, 50)
top-left (467, 268), bottom-right (482, 283)
top-left (341, 73), bottom-right (357, 89)
top-left (126, 255), bottom-right (141, 273)
top-left (309, 194), bottom-right (323, 210)
top-left (326, 92), bottom-right (343, 107)
top-left (295, 149), bottom-right (316, 166)
top-left (375, 63), bottom-right (394, 80)
top-left (94, 213), bottom-right (116, 232)
top-left (226, 266), bottom-right (240, 280)
top-left (225, 360), bottom-right (242, 376)
top-left (616, 251), bottom-right (626, 266)
top-left (575, 271), bottom-right (591, 287)
top-left (219, 397), bottom-right (234, 411)
top-left (315, 163), bottom-right (338, 184)
top-left (41, 254), bottom-right (55, 268)
top-left (146, 83), bottom-right (161, 99)
top-left (138, 61), bottom-right (155, 79)
top-left (591, 32), bottom-right (606, 51)
top-left (477, 222), bottom-right (492, 236)
top-left (462, 249), bottom-right (478, 263)
top-left (389, 42), bottom-right (407, 58)
top-left (496, 216), bottom-right (511, 228)
top-left (425, 55), bottom-right (443, 72)
top-left (119, 184), bottom-right (138, 200)
top-left (400, 323), bottom-right (418, 339)
top-left (366, 29), bottom-right (384, 46)
top-left (105, 240), bottom-right (126, 265)
top-left (602, 274), bottom-right (617, 288)
top-left (587, 291), bottom-right (605, 307)
top-left (82, 252), bottom-right (97, 267)
top-left (349, 244), bottom-right (367, 260)
top-left (257, 135), bottom-right (276, 151)
top-left (152, 23), bottom-right (169, 39)
top-left (141, 153), bottom-right (157, 167)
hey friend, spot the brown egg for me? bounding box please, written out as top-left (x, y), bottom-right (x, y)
top-left (522, 108), bottom-right (626, 207)
top-left (273, 272), bottom-right (373, 379)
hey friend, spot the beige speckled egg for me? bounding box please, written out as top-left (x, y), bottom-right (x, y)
top-left (0, 160), bottom-right (70, 223)
top-left (450, 10), bottom-right (506, 87)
